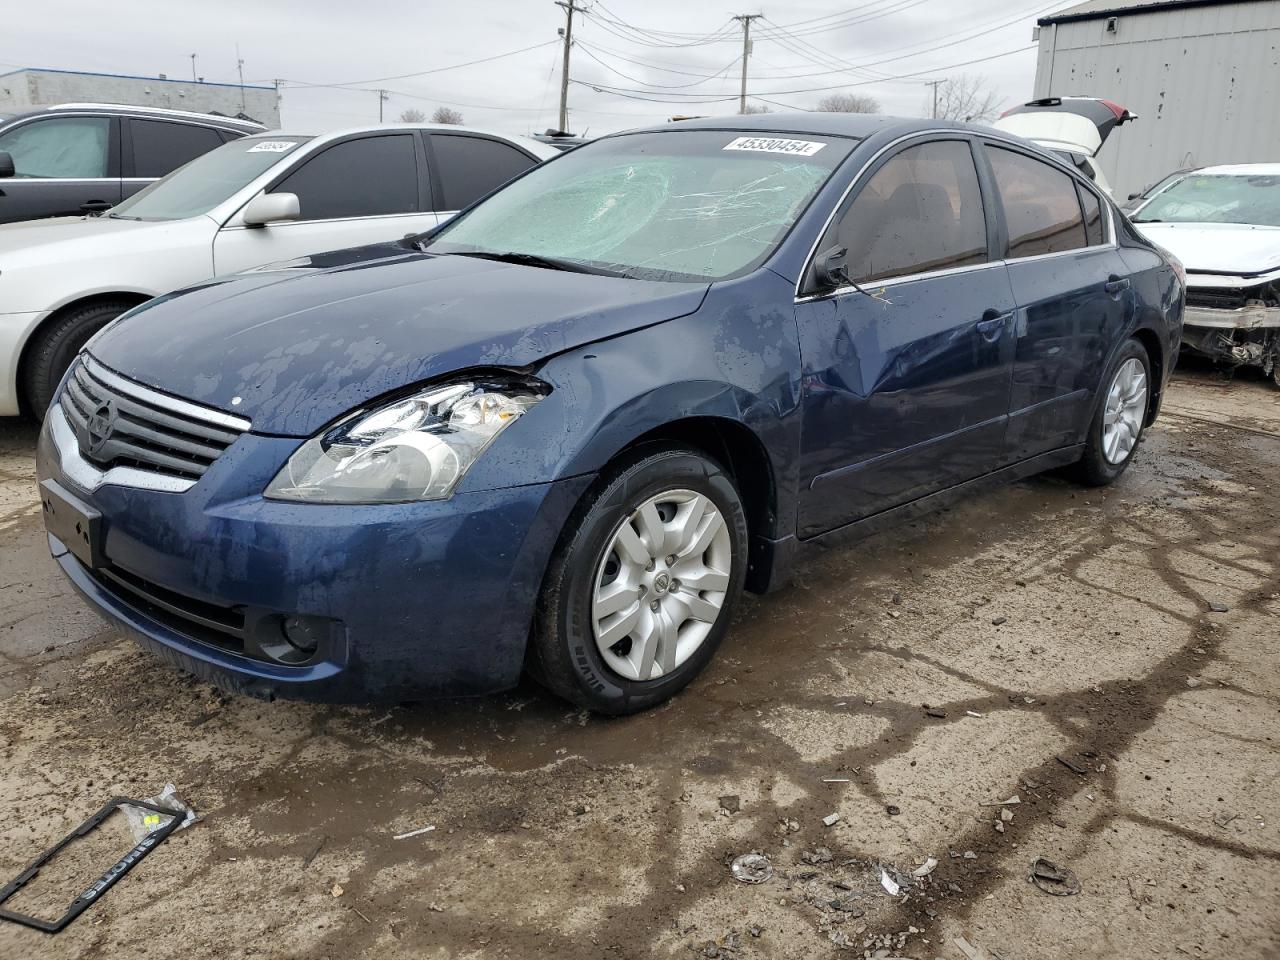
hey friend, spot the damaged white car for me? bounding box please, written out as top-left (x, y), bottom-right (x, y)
top-left (1131, 165), bottom-right (1280, 386)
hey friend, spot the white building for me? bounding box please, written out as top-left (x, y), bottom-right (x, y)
top-left (0, 67), bottom-right (279, 127)
top-left (1033, 0), bottom-right (1280, 198)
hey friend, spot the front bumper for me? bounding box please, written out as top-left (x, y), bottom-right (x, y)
top-left (37, 407), bottom-right (592, 702)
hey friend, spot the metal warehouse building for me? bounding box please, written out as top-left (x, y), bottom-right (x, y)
top-left (1033, 0), bottom-right (1280, 198)
top-left (0, 67), bottom-right (279, 127)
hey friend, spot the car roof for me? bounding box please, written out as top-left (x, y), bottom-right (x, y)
top-left (5, 102), bottom-right (265, 131)
top-left (1189, 163), bottom-right (1280, 177)
top-left (619, 112), bottom-right (971, 140)
top-left (250, 123), bottom-right (561, 159)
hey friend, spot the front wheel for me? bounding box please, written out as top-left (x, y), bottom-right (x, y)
top-left (23, 300), bottom-right (133, 418)
top-left (1073, 338), bottom-right (1152, 486)
top-left (529, 446), bottom-right (748, 715)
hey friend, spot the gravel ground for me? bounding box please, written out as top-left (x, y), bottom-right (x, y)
top-left (1, 368), bottom-right (1277, 960)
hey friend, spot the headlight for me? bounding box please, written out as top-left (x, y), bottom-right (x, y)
top-left (265, 378), bottom-right (545, 503)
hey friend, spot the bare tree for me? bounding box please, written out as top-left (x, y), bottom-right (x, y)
top-left (928, 74), bottom-right (1001, 123)
top-left (815, 92), bottom-right (881, 114)
top-left (430, 106), bottom-right (464, 125)
top-left (741, 103), bottom-right (772, 114)
top-left (398, 108), bottom-right (426, 123)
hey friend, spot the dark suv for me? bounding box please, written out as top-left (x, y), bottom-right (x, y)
top-left (0, 103), bottom-right (262, 223)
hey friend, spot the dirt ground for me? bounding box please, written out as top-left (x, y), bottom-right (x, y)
top-left (1, 367), bottom-right (1278, 960)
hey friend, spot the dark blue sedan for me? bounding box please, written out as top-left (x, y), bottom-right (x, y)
top-left (36, 114), bottom-right (1183, 714)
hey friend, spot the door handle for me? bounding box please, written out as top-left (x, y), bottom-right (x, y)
top-left (976, 309), bottom-right (1011, 342)
top-left (1104, 276), bottom-right (1131, 297)
top-left (80, 200), bottom-right (112, 213)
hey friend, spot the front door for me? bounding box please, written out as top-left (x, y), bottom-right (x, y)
top-left (796, 136), bottom-right (1016, 538)
top-left (0, 115), bottom-right (121, 222)
top-left (212, 132), bottom-right (439, 276)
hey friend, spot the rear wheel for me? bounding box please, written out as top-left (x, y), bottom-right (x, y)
top-left (1073, 338), bottom-right (1151, 486)
top-left (529, 446), bottom-right (748, 715)
top-left (23, 301), bottom-right (133, 418)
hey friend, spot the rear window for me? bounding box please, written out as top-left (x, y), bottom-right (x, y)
top-left (1078, 185), bottom-right (1104, 246)
top-left (131, 119), bottom-right (224, 178)
top-left (431, 134), bottom-right (538, 210)
top-left (988, 146), bottom-right (1087, 258)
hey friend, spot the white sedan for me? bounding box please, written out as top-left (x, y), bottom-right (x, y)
top-left (1130, 164), bottom-right (1280, 386)
top-left (0, 124), bottom-right (558, 416)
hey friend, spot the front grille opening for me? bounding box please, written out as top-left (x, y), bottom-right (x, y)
top-left (59, 358), bottom-right (247, 483)
top-left (91, 564), bottom-right (247, 655)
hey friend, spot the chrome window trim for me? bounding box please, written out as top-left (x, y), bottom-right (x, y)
top-left (794, 127), bottom-right (1119, 303)
top-left (219, 210), bottom-right (429, 230)
top-left (796, 260), bottom-right (1001, 303)
top-left (48, 405), bottom-right (196, 495)
top-left (83, 355), bottom-right (251, 432)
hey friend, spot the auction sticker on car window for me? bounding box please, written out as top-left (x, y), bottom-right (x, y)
top-left (723, 136), bottom-right (826, 156)
top-left (247, 141), bottom-right (296, 153)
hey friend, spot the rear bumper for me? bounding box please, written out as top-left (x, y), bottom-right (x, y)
top-left (37, 413), bottom-right (592, 702)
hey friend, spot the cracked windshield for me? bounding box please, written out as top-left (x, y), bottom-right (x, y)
top-left (428, 130), bottom-right (854, 281)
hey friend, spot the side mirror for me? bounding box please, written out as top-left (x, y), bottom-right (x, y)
top-left (0, 152), bottom-right (15, 179)
top-left (814, 245), bottom-right (851, 289)
top-left (242, 191), bottom-right (300, 227)
top-left (1127, 191), bottom-right (1140, 201)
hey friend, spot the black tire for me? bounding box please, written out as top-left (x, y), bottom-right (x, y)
top-left (22, 301), bottom-right (133, 418)
top-left (1073, 338), bottom-right (1153, 486)
top-left (529, 445), bottom-right (749, 715)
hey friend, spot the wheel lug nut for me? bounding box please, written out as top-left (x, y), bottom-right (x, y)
top-left (665, 555), bottom-right (676, 565)
top-left (650, 600), bottom-right (660, 611)
top-left (645, 560), bottom-right (655, 571)
top-left (670, 581), bottom-right (680, 592)
top-left (638, 584), bottom-right (646, 595)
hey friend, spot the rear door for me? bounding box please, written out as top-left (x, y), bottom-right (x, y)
top-left (981, 141), bottom-right (1133, 459)
top-left (795, 135), bottom-right (1017, 537)
top-left (0, 115), bottom-right (121, 222)
top-left (426, 132), bottom-right (544, 221)
top-left (212, 132), bottom-right (437, 275)
top-left (123, 117), bottom-right (226, 201)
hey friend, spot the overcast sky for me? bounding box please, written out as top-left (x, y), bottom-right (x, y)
top-left (2, 0), bottom-right (1079, 136)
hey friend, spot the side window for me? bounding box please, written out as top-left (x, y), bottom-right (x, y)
top-left (272, 135), bottom-right (418, 221)
top-left (1078, 184), bottom-right (1105, 246)
top-left (431, 135), bottom-right (537, 210)
top-left (0, 117), bottom-right (110, 178)
top-left (988, 146), bottom-right (1087, 258)
top-left (131, 120), bottom-right (223, 178)
top-left (827, 139), bottom-right (988, 284)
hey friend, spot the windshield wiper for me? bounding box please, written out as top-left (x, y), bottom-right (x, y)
top-left (448, 250), bottom-right (623, 277)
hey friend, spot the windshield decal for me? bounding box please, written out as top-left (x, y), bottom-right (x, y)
top-left (247, 141), bottom-right (296, 153)
top-left (723, 136), bottom-right (826, 157)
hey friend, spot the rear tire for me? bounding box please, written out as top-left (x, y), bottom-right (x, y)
top-left (1073, 338), bottom-right (1152, 486)
top-left (529, 445), bottom-right (748, 715)
top-left (22, 301), bottom-right (133, 418)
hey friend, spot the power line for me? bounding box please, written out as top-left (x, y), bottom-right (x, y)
top-left (278, 40), bottom-right (559, 89)
top-left (575, 43), bottom-right (737, 89)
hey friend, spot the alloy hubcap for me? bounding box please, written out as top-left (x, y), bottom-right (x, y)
top-left (1102, 357), bottom-right (1148, 465)
top-left (591, 489), bottom-right (732, 682)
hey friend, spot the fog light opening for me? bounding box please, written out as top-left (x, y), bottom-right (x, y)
top-left (282, 616), bottom-right (320, 655)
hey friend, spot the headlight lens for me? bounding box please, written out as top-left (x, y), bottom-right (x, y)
top-left (265, 379), bottom-right (545, 503)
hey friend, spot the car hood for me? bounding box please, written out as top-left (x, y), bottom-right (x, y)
top-left (1132, 221), bottom-right (1280, 276)
top-left (0, 213), bottom-right (204, 266)
top-left (88, 243), bottom-right (710, 437)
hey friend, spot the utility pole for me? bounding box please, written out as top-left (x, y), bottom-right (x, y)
top-left (378, 89), bottom-right (389, 122)
top-left (733, 14), bottom-right (763, 115)
top-left (235, 43), bottom-right (246, 112)
top-left (925, 79), bottom-right (944, 119)
top-left (190, 54), bottom-right (197, 82)
top-left (555, 0), bottom-right (584, 134)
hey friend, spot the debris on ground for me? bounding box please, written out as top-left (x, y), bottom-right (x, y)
top-left (1027, 856), bottom-right (1081, 896)
top-left (122, 783), bottom-right (199, 842)
top-left (924, 707), bottom-right (947, 719)
top-left (912, 856), bottom-right (938, 878)
top-left (879, 867), bottom-right (901, 896)
top-left (1208, 600), bottom-right (1230, 613)
top-left (331, 884), bottom-right (345, 898)
top-left (392, 824), bottom-right (436, 840)
top-left (730, 853), bottom-right (773, 884)
top-left (980, 794), bottom-right (1020, 807)
top-left (955, 936), bottom-right (988, 960)
top-left (991, 616), bottom-right (1008, 626)
top-left (885, 804), bottom-right (901, 816)
top-left (1056, 755), bottom-right (1089, 775)
top-left (801, 846), bottom-right (833, 865)
top-left (822, 812), bottom-right (842, 827)
top-left (718, 795), bottom-right (741, 815)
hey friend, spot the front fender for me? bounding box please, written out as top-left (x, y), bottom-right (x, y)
top-left (457, 270), bottom-right (805, 542)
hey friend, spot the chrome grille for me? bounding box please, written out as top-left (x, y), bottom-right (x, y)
top-left (59, 356), bottom-right (250, 483)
